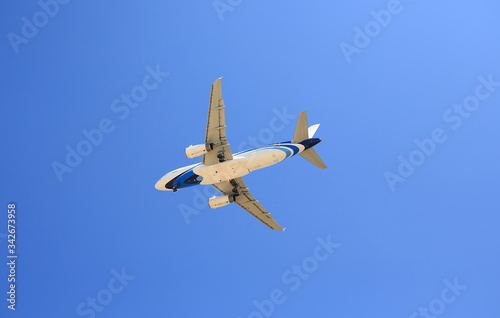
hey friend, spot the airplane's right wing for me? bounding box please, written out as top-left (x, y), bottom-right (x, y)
top-left (212, 178), bottom-right (284, 231)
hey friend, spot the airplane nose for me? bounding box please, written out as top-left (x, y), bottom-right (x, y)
top-left (155, 178), bottom-right (167, 190)
top-left (155, 170), bottom-right (182, 191)
top-left (155, 173), bottom-right (174, 190)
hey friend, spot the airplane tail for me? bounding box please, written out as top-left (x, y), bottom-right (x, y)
top-left (292, 111), bottom-right (327, 169)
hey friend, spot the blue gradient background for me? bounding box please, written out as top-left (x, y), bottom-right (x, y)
top-left (1, 1), bottom-right (499, 317)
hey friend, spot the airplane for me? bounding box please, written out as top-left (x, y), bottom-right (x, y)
top-left (155, 78), bottom-right (326, 230)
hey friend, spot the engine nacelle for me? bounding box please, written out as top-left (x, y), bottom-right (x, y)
top-left (208, 195), bottom-right (235, 209)
top-left (185, 143), bottom-right (213, 158)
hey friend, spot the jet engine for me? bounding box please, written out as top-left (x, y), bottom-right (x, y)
top-left (208, 195), bottom-right (235, 209)
top-left (185, 143), bottom-right (213, 158)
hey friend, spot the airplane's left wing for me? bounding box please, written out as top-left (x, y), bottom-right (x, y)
top-left (212, 178), bottom-right (284, 231)
top-left (203, 78), bottom-right (233, 165)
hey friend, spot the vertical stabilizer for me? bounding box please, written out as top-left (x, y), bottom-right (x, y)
top-left (292, 111), bottom-right (309, 142)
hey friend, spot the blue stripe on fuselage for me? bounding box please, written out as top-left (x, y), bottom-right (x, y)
top-left (233, 142), bottom-right (299, 158)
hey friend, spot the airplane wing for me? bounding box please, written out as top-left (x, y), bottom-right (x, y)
top-left (212, 178), bottom-right (285, 231)
top-left (203, 78), bottom-right (233, 165)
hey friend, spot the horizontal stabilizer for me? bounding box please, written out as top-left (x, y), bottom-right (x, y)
top-left (300, 148), bottom-right (327, 169)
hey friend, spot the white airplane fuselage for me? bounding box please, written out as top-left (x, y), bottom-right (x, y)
top-left (155, 139), bottom-right (321, 191)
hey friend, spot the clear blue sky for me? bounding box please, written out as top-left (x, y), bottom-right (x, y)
top-left (1, 1), bottom-right (499, 317)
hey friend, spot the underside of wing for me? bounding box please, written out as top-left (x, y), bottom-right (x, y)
top-left (203, 78), bottom-right (233, 165)
top-left (212, 178), bottom-right (284, 231)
